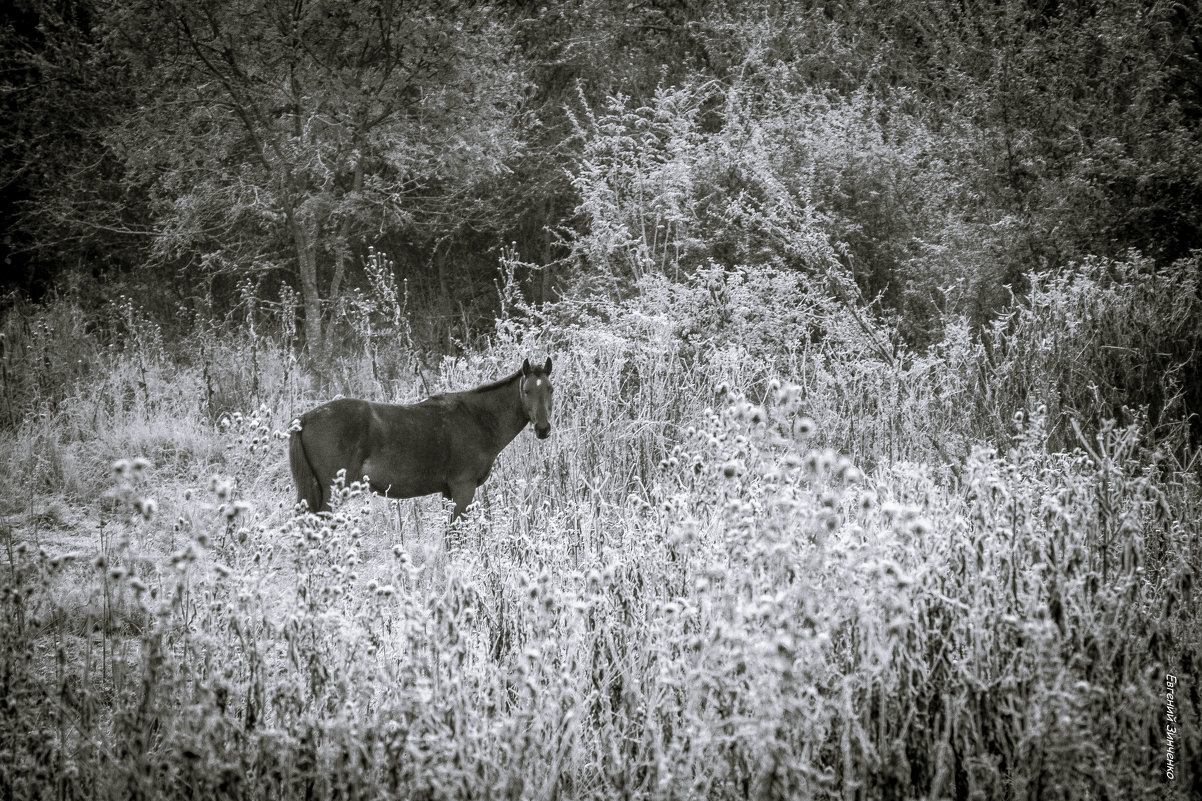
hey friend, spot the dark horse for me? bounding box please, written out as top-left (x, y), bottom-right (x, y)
top-left (289, 358), bottom-right (553, 518)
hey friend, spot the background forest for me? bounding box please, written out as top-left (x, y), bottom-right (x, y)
top-left (1, 1), bottom-right (1200, 799)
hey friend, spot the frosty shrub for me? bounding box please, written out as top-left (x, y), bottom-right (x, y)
top-left (565, 64), bottom-right (1002, 347)
top-left (982, 254), bottom-right (1202, 456)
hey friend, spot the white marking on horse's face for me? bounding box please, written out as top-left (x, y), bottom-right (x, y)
top-left (535, 379), bottom-right (543, 387)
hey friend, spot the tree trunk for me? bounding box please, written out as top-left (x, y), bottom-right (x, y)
top-left (328, 156), bottom-right (365, 302)
top-left (292, 217), bottom-right (323, 356)
top-left (433, 243), bottom-right (453, 352)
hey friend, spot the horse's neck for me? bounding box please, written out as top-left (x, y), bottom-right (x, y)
top-left (470, 377), bottom-right (528, 449)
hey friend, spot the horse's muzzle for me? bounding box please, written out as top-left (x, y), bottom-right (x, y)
top-left (535, 425), bottom-right (551, 439)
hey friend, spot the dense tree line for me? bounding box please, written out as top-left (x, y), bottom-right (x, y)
top-left (3, 0), bottom-right (1200, 349)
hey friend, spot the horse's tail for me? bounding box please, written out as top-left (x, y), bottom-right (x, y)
top-left (289, 424), bottom-right (323, 513)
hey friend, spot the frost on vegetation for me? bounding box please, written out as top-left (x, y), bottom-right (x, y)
top-left (107, 455), bottom-right (157, 523)
top-left (219, 403), bottom-right (285, 457)
top-left (1, 308), bottom-right (1198, 800)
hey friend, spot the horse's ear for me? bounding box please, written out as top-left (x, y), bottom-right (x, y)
top-left (521, 358), bottom-right (532, 376)
top-left (543, 357), bottom-right (553, 374)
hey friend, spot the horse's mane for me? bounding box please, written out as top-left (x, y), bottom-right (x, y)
top-left (466, 368), bottom-right (523, 394)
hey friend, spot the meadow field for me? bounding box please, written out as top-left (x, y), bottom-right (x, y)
top-left (4, 1), bottom-right (1202, 797)
top-left (1, 257), bottom-right (1198, 800)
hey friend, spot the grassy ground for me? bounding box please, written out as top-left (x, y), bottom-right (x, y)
top-left (1, 270), bottom-right (1199, 799)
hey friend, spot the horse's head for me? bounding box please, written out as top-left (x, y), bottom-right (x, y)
top-left (520, 357), bottom-right (553, 439)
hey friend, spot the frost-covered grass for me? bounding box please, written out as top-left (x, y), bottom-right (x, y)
top-left (1, 265), bottom-right (1198, 800)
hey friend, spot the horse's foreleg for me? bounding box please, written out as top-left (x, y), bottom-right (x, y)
top-left (449, 484), bottom-right (477, 521)
top-left (447, 482), bottom-right (477, 548)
